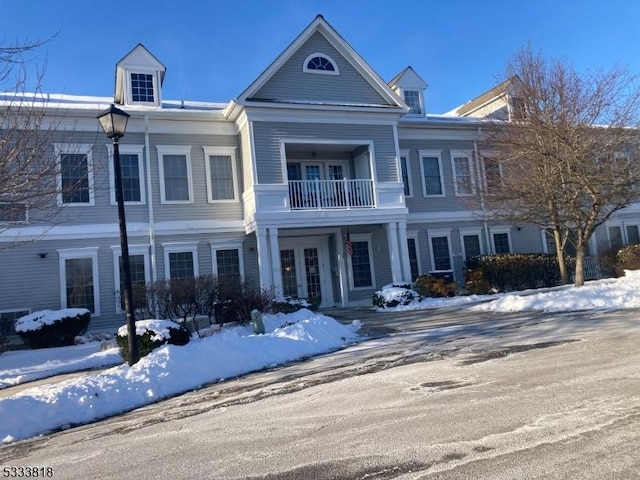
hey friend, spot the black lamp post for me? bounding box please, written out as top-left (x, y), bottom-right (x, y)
top-left (97, 104), bottom-right (138, 365)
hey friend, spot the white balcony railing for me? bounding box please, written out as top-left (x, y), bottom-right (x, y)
top-left (288, 179), bottom-right (375, 210)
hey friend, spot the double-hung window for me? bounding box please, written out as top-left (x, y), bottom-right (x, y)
top-left (203, 147), bottom-right (238, 202)
top-left (428, 232), bottom-right (452, 272)
top-left (419, 150), bottom-right (444, 197)
top-left (0, 201), bottom-right (28, 223)
top-left (157, 146), bottom-right (193, 203)
top-left (483, 156), bottom-right (503, 195)
top-left (212, 243), bottom-right (244, 287)
top-left (451, 151), bottom-right (475, 196)
top-left (58, 247), bottom-right (100, 315)
top-left (108, 145), bottom-right (145, 204)
top-left (460, 229), bottom-right (484, 261)
top-left (56, 144), bottom-right (94, 206)
top-left (407, 235), bottom-right (421, 281)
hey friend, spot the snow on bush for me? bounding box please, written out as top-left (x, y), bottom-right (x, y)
top-left (117, 319), bottom-right (185, 342)
top-left (116, 319), bottom-right (190, 363)
top-left (373, 283), bottom-right (421, 309)
top-left (15, 309), bottom-right (90, 333)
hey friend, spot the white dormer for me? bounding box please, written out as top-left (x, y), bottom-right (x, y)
top-left (388, 66), bottom-right (428, 117)
top-left (114, 44), bottom-right (166, 107)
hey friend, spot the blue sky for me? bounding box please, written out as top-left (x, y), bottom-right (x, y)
top-left (2, 0), bottom-right (639, 113)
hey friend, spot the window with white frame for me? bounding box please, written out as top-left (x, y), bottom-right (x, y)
top-left (303, 53), bottom-right (339, 74)
top-left (399, 151), bottom-right (412, 197)
top-left (428, 232), bottom-right (452, 271)
top-left (108, 145), bottom-right (145, 204)
top-left (112, 245), bottom-right (150, 312)
top-left (349, 234), bottom-right (375, 289)
top-left (58, 247), bottom-right (100, 315)
top-left (492, 229), bottom-right (512, 254)
top-left (419, 150), bottom-right (444, 197)
top-left (130, 73), bottom-right (155, 103)
top-left (157, 146), bottom-right (193, 203)
top-left (451, 151), bottom-right (475, 196)
top-left (55, 144), bottom-right (94, 206)
top-left (403, 90), bottom-right (423, 115)
top-left (203, 147), bottom-right (238, 202)
top-left (163, 243), bottom-right (198, 279)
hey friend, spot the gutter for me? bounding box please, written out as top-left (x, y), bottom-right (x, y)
top-left (144, 114), bottom-right (157, 281)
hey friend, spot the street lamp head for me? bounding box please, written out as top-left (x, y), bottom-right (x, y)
top-left (97, 104), bottom-right (130, 139)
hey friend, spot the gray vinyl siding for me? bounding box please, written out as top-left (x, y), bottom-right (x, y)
top-left (148, 134), bottom-right (242, 223)
top-left (252, 32), bottom-right (389, 106)
top-left (252, 122), bottom-right (398, 184)
top-left (400, 139), bottom-right (482, 214)
top-left (508, 225), bottom-right (544, 253)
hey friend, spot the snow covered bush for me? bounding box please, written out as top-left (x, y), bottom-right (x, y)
top-left (373, 283), bottom-right (421, 308)
top-left (116, 319), bottom-right (190, 363)
top-left (15, 309), bottom-right (91, 349)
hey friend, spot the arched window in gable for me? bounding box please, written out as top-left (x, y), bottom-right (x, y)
top-left (303, 53), bottom-right (339, 75)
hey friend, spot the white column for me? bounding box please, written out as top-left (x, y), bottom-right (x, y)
top-left (337, 230), bottom-right (348, 307)
top-left (397, 220), bottom-right (411, 283)
top-left (256, 227), bottom-right (272, 289)
top-left (268, 227), bottom-right (282, 297)
top-left (386, 222), bottom-right (403, 283)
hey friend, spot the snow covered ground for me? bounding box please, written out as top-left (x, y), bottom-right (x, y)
top-left (377, 270), bottom-right (640, 313)
top-left (0, 309), bottom-right (360, 444)
top-left (2, 271), bottom-right (640, 445)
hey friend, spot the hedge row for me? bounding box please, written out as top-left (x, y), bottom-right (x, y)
top-left (465, 254), bottom-right (561, 293)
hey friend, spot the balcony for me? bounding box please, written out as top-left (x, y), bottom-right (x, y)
top-left (288, 179), bottom-right (375, 210)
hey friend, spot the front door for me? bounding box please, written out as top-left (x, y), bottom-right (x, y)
top-left (279, 237), bottom-right (333, 307)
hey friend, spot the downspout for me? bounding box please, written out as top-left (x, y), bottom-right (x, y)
top-left (473, 126), bottom-right (492, 254)
top-left (144, 114), bottom-right (157, 281)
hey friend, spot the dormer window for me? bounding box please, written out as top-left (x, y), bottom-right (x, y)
top-left (303, 53), bottom-right (339, 75)
top-left (403, 90), bottom-right (423, 115)
top-left (131, 73), bottom-right (155, 103)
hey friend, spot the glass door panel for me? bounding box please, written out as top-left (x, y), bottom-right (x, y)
top-left (304, 247), bottom-right (322, 300)
top-left (280, 249), bottom-right (299, 298)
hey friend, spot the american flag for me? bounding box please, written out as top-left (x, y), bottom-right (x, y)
top-left (344, 231), bottom-right (353, 257)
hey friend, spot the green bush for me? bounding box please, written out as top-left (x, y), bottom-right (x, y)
top-left (116, 319), bottom-right (190, 363)
top-left (466, 254), bottom-right (560, 292)
top-left (414, 275), bottom-right (456, 298)
top-left (15, 309), bottom-right (91, 349)
top-left (373, 283), bottom-right (420, 308)
top-left (613, 244), bottom-right (640, 277)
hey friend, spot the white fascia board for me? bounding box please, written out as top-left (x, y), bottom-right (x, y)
top-left (245, 108), bottom-right (402, 126)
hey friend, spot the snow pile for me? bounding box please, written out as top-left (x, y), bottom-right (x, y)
top-left (14, 309), bottom-right (90, 332)
top-left (374, 283), bottom-right (495, 311)
top-left (0, 309), bottom-right (360, 443)
top-left (472, 270), bottom-right (640, 313)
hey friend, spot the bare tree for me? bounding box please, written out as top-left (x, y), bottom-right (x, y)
top-left (481, 47), bottom-right (640, 286)
top-left (0, 34), bottom-right (69, 246)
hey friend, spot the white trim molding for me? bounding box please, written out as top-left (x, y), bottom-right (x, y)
top-left (111, 244), bottom-right (151, 313)
top-left (210, 240), bottom-right (245, 279)
top-left (348, 232), bottom-right (376, 290)
top-left (489, 226), bottom-right (512, 254)
top-left (399, 149), bottom-right (413, 198)
top-left (427, 229), bottom-right (453, 273)
top-left (450, 150), bottom-right (476, 196)
top-left (302, 52), bottom-right (340, 75)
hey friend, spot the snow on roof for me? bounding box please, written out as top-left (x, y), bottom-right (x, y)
top-left (0, 92), bottom-right (228, 112)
